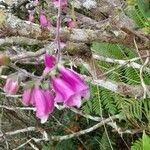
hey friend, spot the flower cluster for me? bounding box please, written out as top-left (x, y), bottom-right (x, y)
top-left (52, 66), bottom-right (90, 108)
top-left (27, 0), bottom-right (76, 29)
top-left (3, 0), bottom-right (89, 123)
top-left (27, 53), bottom-right (89, 123)
top-left (46, 53), bottom-right (90, 108)
top-left (3, 53), bottom-right (90, 123)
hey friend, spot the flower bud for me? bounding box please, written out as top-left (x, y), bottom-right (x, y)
top-left (43, 53), bottom-right (56, 74)
top-left (39, 12), bottom-right (51, 28)
top-left (3, 78), bottom-right (19, 95)
top-left (67, 19), bottom-right (76, 28)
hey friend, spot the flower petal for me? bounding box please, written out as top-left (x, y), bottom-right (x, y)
top-left (3, 78), bottom-right (12, 93)
top-left (9, 81), bottom-right (19, 94)
top-left (52, 0), bottom-right (67, 9)
top-left (67, 19), bottom-right (76, 28)
top-left (4, 79), bottom-right (19, 95)
top-left (22, 89), bottom-right (32, 106)
top-left (81, 89), bottom-right (90, 100)
top-left (59, 67), bottom-right (83, 85)
top-left (44, 54), bottom-right (55, 69)
top-left (43, 90), bottom-right (54, 114)
top-left (43, 67), bottom-right (51, 74)
top-left (52, 77), bottom-right (75, 102)
top-left (65, 94), bottom-right (82, 108)
top-left (40, 115), bottom-right (49, 124)
top-left (54, 93), bottom-right (64, 102)
top-left (59, 67), bottom-right (90, 99)
top-left (33, 88), bottom-right (54, 123)
top-left (39, 13), bottom-right (50, 28)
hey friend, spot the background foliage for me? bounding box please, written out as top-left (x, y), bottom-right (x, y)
top-left (0, 0), bottom-right (150, 149)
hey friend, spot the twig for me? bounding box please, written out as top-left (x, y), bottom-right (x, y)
top-left (50, 115), bottom-right (118, 141)
top-left (0, 105), bottom-right (35, 111)
top-left (133, 37), bottom-right (143, 63)
top-left (0, 75), bottom-right (7, 79)
top-left (2, 11), bottom-right (149, 50)
top-left (51, 115), bottom-right (88, 150)
top-left (0, 36), bottom-right (47, 46)
top-left (28, 142), bottom-right (39, 150)
top-left (55, 0), bottom-right (62, 61)
top-left (69, 107), bottom-right (102, 121)
top-left (93, 54), bottom-right (150, 73)
top-left (11, 49), bottom-right (45, 61)
top-left (55, 104), bottom-right (102, 121)
top-left (0, 115), bottom-right (118, 142)
top-left (139, 51), bottom-right (150, 98)
top-left (0, 127), bottom-right (36, 137)
top-left (10, 63), bottom-right (41, 79)
top-left (82, 75), bottom-right (150, 98)
top-left (13, 138), bottom-right (33, 150)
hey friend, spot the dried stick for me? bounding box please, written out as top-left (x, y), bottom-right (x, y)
top-left (139, 51), bottom-right (150, 98)
top-left (93, 54), bottom-right (150, 73)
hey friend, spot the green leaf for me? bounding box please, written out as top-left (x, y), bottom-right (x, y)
top-left (131, 138), bottom-right (143, 150)
top-left (143, 131), bottom-right (150, 150)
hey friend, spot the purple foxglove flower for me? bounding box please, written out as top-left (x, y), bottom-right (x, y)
top-left (43, 90), bottom-right (54, 114)
top-left (52, 77), bottom-right (82, 108)
top-left (33, 0), bottom-right (39, 5)
top-left (39, 13), bottom-right (51, 28)
top-left (67, 19), bottom-right (76, 28)
top-left (32, 88), bottom-right (54, 123)
top-left (22, 88), bottom-right (35, 106)
top-left (65, 94), bottom-right (82, 108)
top-left (3, 78), bottom-right (19, 95)
top-left (43, 53), bottom-right (56, 74)
top-left (52, 0), bottom-right (67, 10)
top-left (59, 67), bottom-right (90, 100)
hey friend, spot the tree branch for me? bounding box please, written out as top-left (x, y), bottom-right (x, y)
top-left (0, 115), bottom-right (118, 141)
top-left (93, 54), bottom-right (150, 73)
top-left (1, 11), bottom-right (149, 50)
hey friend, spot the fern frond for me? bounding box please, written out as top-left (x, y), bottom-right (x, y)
top-left (101, 90), bottom-right (117, 115)
top-left (99, 132), bottom-right (114, 150)
top-left (131, 132), bottom-right (150, 150)
top-left (131, 138), bottom-right (143, 150)
top-left (126, 0), bottom-right (150, 32)
top-left (82, 100), bottom-right (93, 115)
top-left (124, 67), bottom-right (140, 85)
top-left (82, 86), bottom-right (102, 115)
top-left (115, 96), bottom-right (143, 121)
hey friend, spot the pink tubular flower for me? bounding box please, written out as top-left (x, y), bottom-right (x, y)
top-left (43, 53), bottom-right (56, 74)
top-left (39, 12), bottom-right (51, 28)
top-left (33, 88), bottom-right (54, 123)
top-left (67, 19), bottom-right (76, 28)
top-left (33, 0), bottom-right (39, 5)
top-left (22, 87), bottom-right (54, 123)
top-left (59, 67), bottom-right (90, 100)
top-left (52, 0), bottom-right (67, 9)
top-left (3, 78), bottom-right (19, 95)
top-left (22, 88), bottom-right (35, 106)
top-left (52, 77), bottom-right (82, 108)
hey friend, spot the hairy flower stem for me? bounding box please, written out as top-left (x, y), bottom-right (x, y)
top-left (55, 0), bottom-right (62, 62)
